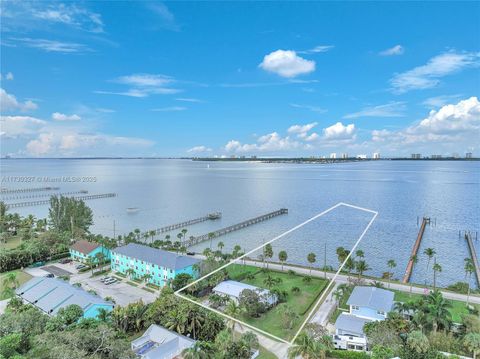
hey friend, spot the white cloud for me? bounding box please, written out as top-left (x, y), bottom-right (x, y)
top-left (12, 38), bottom-right (90, 53)
top-left (290, 103), bottom-right (326, 113)
top-left (287, 122), bottom-right (318, 135)
top-left (0, 116), bottom-right (46, 138)
top-left (176, 98), bottom-right (203, 103)
top-left (145, 2), bottom-right (179, 31)
top-left (259, 50), bottom-right (315, 78)
top-left (52, 112), bottom-right (81, 121)
top-left (2, 72), bottom-right (14, 80)
top-left (380, 45), bottom-right (404, 56)
top-left (390, 51), bottom-right (480, 93)
top-left (0, 88), bottom-right (38, 112)
top-left (187, 145), bottom-right (212, 153)
top-left (344, 102), bottom-right (406, 119)
top-left (96, 73), bottom-right (180, 97)
top-left (151, 106), bottom-right (186, 112)
top-left (422, 95), bottom-right (462, 108)
top-left (323, 122), bottom-right (356, 140)
top-left (298, 45), bottom-right (334, 54)
top-left (225, 133), bottom-right (302, 153)
top-left (26, 133), bottom-right (55, 155)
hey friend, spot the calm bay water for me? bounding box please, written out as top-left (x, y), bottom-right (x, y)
top-left (1, 159), bottom-right (479, 287)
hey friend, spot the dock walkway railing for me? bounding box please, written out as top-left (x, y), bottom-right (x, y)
top-left (402, 217), bottom-right (430, 283)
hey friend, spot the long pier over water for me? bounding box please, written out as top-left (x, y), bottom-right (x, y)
top-left (403, 217), bottom-right (430, 283)
top-left (465, 232), bottom-right (480, 288)
top-left (1, 190), bottom-right (88, 201)
top-left (185, 208), bottom-right (288, 247)
top-left (143, 212), bottom-right (222, 238)
top-left (5, 193), bottom-right (116, 209)
top-left (0, 186), bottom-right (60, 194)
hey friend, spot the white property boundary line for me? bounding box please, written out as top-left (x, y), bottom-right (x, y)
top-left (174, 202), bottom-right (378, 346)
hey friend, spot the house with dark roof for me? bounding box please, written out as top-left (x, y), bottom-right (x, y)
top-left (333, 286), bottom-right (394, 352)
top-left (15, 277), bottom-right (114, 318)
top-left (110, 243), bottom-right (201, 287)
top-left (70, 240), bottom-right (111, 264)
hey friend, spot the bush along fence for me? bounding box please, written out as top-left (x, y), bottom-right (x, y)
top-left (0, 250), bottom-right (70, 272)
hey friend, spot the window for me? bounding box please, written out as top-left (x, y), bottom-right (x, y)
top-left (377, 310), bottom-right (385, 315)
top-left (352, 305), bottom-right (359, 310)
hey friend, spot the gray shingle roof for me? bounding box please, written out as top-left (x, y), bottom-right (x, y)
top-left (112, 243), bottom-right (200, 270)
top-left (15, 277), bottom-right (113, 316)
top-left (335, 313), bottom-right (371, 336)
top-left (347, 286), bottom-right (394, 313)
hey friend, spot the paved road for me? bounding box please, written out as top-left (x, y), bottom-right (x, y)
top-left (241, 259), bottom-right (480, 305)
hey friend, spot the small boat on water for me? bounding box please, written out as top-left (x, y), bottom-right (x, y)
top-left (126, 207), bottom-right (140, 213)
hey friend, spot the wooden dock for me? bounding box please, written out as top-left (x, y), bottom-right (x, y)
top-left (143, 212), bottom-right (222, 238)
top-left (1, 190), bottom-right (87, 201)
top-left (465, 232), bottom-right (480, 288)
top-left (0, 186), bottom-right (60, 194)
top-left (402, 216), bottom-right (430, 283)
top-left (5, 193), bottom-right (116, 209)
top-left (185, 208), bottom-right (288, 247)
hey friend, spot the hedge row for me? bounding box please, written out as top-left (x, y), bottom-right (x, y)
top-left (327, 350), bottom-right (370, 358)
top-left (0, 250), bottom-right (69, 272)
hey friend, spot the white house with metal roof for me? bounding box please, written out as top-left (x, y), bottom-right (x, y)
top-left (131, 324), bottom-right (195, 359)
top-left (212, 280), bottom-right (277, 306)
top-left (333, 286), bottom-right (394, 351)
top-left (15, 277), bottom-right (114, 318)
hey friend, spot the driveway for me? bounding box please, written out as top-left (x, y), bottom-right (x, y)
top-left (42, 265), bottom-right (72, 277)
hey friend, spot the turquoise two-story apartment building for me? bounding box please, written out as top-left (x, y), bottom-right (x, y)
top-left (70, 240), bottom-right (111, 263)
top-left (110, 243), bottom-right (200, 287)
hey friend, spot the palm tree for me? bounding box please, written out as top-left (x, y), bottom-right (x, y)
top-left (149, 230), bottom-right (156, 242)
top-left (97, 307), bottom-right (112, 322)
top-left (426, 290), bottom-right (452, 333)
top-left (464, 258), bottom-right (475, 307)
top-left (279, 250), bottom-right (288, 271)
top-left (181, 228), bottom-right (188, 242)
top-left (288, 331), bottom-right (331, 359)
top-left (133, 228), bottom-right (141, 240)
top-left (1, 272), bottom-right (19, 298)
top-left (424, 247), bottom-right (436, 285)
top-left (387, 259), bottom-right (396, 288)
top-left (86, 257), bottom-right (95, 275)
top-left (307, 252), bottom-right (316, 276)
top-left (355, 260), bottom-right (370, 280)
top-left (208, 232), bottom-right (215, 249)
top-left (218, 241), bottom-right (224, 254)
top-left (356, 250), bottom-right (364, 259)
top-left (263, 274), bottom-right (279, 290)
top-left (233, 245), bottom-right (242, 258)
top-left (407, 330), bottom-right (430, 354)
top-left (126, 268), bottom-right (136, 280)
top-left (142, 273), bottom-right (152, 285)
top-left (264, 244), bottom-right (273, 269)
top-left (432, 261), bottom-right (442, 291)
top-left (224, 300), bottom-right (245, 331)
top-left (182, 341), bottom-right (215, 359)
top-left (464, 332), bottom-right (480, 359)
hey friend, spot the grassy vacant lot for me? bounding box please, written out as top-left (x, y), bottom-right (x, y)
top-left (394, 290), bottom-right (479, 323)
top-left (0, 236), bottom-right (23, 250)
top-left (226, 264), bottom-right (329, 340)
top-left (0, 270), bottom-right (33, 300)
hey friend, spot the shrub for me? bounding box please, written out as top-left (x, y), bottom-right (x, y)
top-left (327, 350), bottom-right (370, 358)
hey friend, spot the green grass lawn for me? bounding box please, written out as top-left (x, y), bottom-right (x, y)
top-left (257, 345), bottom-right (278, 359)
top-left (393, 290), bottom-right (479, 323)
top-left (0, 270), bottom-right (33, 300)
top-left (0, 236), bottom-right (23, 251)
top-left (226, 264), bottom-right (329, 340)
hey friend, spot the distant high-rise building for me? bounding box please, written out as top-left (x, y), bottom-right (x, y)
top-left (341, 153), bottom-right (348, 159)
top-left (356, 154), bottom-right (367, 159)
top-left (330, 153), bottom-right (337, 159)
top-left (431, 154), bottom-right (442, 159)
top-left (411, 153), bottom-right (421, 159)
top-left (373, 153), bottom-right (380, 159)
top-left (466, 152), bottom-right (473, 159)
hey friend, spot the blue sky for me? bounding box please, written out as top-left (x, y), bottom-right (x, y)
top-left (1, 1), bottom-right (479, 157)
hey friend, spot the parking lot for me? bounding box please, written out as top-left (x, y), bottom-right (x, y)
top-left (42, 265), bottom-right (72, 277)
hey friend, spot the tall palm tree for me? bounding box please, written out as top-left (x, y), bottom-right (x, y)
top-left (356, 250), bottom-right (364, 259)
top-left (224, 300), bottom-right (245, 331)
top-left (387, 259), bottom-right (396, 288)
top-left (97, 307), bottom-right (112, 322)
top-left (218, 241), bottom-right (224, 254)
top-left (424, 248), bottom-right (436, 285)
top-left (426, 290), bottom-right (452, 333)
top-left (288, 331), bottom-right (331, 359)
top-left (432, 261), bottom-right (442, 291)
top-left (464, 258), bottom-right (475, 307)
top-left (279, 250), bottom-right (288, 271)
top-left (356, 260), bottom-right (370, 280)
top-left (307, 252), bottom-right (316, 276)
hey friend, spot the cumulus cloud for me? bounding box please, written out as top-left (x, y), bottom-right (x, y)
top-left (390, 51), bottom-right (480, 93)
top-left (259, 50), bottom-right (315, 78)
top-left (0, 88), bottom-right (38, 111)
top-left (26, 133), bottom-right (55, 155)
top-left (380, 45), bottom-right (404, 56)
top-left (52, 112), bottom-right (81, 121)
top-left (323, 122), bottom-right (356, 140)
top-left (0, 116), bottom-right (46, 138)
top-left (344, 102), bottom-right (406, 119)
top-left (225, 133), bottom-right (302, 153)
top-left (187, 145), bottom-right (212, 153)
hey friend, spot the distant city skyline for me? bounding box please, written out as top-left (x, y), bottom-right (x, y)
top-left (1, 1), bottom-right (479, 158)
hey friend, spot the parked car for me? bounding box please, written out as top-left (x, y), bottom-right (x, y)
top-left (75, 264), bottom-right (86, 270)
top-left (45, 273), bottom-right (54, 278)
top-left (60, 258), bottom-right (72, 264)
top-left (100, 276), bottom-right (112, 283)
top-left (186, 251), bottom-right (195, 256)
top-left (105, 278), bottom-right (117, 285)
